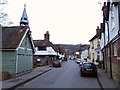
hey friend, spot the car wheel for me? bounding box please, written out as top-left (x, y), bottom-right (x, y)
top-left (95, 73), bottom-right (97, 77)
top-left (81, 73), bottom-right (83, 77)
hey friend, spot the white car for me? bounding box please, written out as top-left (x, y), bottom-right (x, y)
top-left (79, 60), bottom-right (87, 66)
top-left (76, 59), bottom-right (81, 64)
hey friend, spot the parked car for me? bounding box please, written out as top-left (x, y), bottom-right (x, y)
top-left (79, 60), bottom-right (87, 66)
top-left (76, 59), bottom-right (81, 64)
top-left (69, 57), bottom-right (75, 60)
top-left (52, 60), bottom-right (61, 67)
top-left (80, 62), bottom-right (97, 77)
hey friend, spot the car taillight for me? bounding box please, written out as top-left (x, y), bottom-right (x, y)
top-left (81, 68), bottom-right (84, 71)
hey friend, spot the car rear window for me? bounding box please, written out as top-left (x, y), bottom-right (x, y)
top-left (83, 63), bottom-right (95, 68)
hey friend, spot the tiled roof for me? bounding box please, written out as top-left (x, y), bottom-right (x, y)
top-left (54, 44), bottom-right (66, 53)
top-left (1, 26), bottom-right (28, 49)
top-left (89, 34), bottom-right (100, 42)
top-left (33, 40), bottom-right (53, 47)
top-left (33, 40), bottom-right (57, 52)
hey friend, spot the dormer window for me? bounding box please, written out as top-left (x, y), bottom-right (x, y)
top-left (38, 46), bottom-right (46, 51)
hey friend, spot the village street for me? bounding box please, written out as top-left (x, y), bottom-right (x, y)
top-left (1, 1), bottom-right (120, 90)
top-left (16, 60), bottom-right (102, 88)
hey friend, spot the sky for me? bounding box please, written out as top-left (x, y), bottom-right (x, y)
top-left (3, 0), bottom-right (106, 44)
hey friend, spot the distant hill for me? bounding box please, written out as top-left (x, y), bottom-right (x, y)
top-left (56, 44), bottom-right (90, 55)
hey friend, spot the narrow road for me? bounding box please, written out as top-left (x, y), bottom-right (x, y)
top-left (17, 60), bottom-right (101, 88)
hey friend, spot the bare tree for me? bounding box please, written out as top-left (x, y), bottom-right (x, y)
top-left (0, 0), bottom-right (13, 26)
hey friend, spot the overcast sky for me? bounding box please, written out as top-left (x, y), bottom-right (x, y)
top-left (3, 0), bottom-right (106, 44)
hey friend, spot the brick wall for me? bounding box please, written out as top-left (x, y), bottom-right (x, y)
top-left (0, 72), bottom-right (16, 81)
top-left (117, 39), bottom-right (120, 57)
top-left (104, 38), bottom-right (120, 82)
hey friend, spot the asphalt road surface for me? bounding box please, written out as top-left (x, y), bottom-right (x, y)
top-left (17, 60), bottom-right (101, 88)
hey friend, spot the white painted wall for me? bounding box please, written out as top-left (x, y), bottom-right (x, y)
top-left (109, 4), bottom-right (119, 42)
top-left (81, 49), bottom-right (89, 60)
top-left (34, 46), bottom-right (57, 55)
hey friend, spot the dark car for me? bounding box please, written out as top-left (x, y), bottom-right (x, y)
top-left (52, 60), bottom-right (61, 67)
top-left (80, 63), bottom-right (97, 77)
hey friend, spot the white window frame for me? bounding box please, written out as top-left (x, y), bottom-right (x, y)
top-left (111, 4), bottom-right (115, 30)
top-left (113, 43), bottom-right (117, 56)
top-left (108, 47), bottom-right (110, 57)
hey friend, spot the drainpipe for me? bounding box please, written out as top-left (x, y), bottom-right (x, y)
top-left (102, 2), bottom-right (108, 72)
top-left (103, 21), bottom-right (106, 69)
top-left (103, 1), bottom-right (112, 78)
top-left (106, 20), bottom-right (112, 78)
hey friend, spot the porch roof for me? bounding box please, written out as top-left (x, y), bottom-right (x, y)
top-left (34, 51), bottom-right (57, 56)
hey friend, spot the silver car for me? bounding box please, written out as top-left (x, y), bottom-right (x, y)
top-left (79, 60), bottom-right (87, 66)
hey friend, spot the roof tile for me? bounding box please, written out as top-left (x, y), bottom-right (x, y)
top-left (1, 26), bottom-right (28, 49)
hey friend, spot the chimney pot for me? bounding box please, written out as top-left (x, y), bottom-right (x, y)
top-left (97, 26), bottom-right (99, 29)
top-left (44, 31), bottom-right (50, 43)
top-left (104, 2), bottom-right (106, 6)
top-left (96, 26), bottom-right (100, 35)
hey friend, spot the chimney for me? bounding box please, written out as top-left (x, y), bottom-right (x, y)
top-left (96, 26), bottom-right (100, 35)
top-left (100, 23), bottom-right (103, 32)
top-left (44, 31), bottom-right (50, 43)
top-left (102, 1), bottom-right (109, 21)
top-left (104, 2), bottom-right (106, 6)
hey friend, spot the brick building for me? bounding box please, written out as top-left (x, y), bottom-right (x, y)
top-left (100, 1), bottom-right (120, 82)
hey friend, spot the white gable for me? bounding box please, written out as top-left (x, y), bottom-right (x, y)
top-left (34, 46), bottom-right (57, 56)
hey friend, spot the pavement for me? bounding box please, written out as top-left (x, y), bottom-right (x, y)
top-left (97, 68), bottom-right (120, 89)
top-left (0, 66), bottom-right (120, 89)
top-left (1, 66), bottom-right (52, 90)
